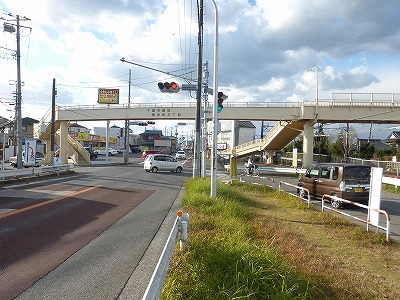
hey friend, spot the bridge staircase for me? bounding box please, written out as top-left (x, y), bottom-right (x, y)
top-left (34, 109), bottom-right (91, 165)
top-left (229, 120), bottom-right (304, 158)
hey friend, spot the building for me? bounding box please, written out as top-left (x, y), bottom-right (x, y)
top-left (383, 131), bottom-right (400, 146)
top-left (3, 117), bottom-right (42, 155)
top-left (69, 122), bottom-right (91, 134)
top-left (208, 120), bottom-right (256, 150)
top-left (139, 129), bottom-right (164, 149)
top-left (356, 138), bottom-right (391, 152)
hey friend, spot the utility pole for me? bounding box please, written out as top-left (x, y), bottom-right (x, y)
top-left (193, 0), bottom-right (204, 178)
top-left (50, 78), bottom-right (56, 163)
top-left (3, 13), bottom-right (31, 169)
top-left (15, 15), bottom-right (23, 169)
top-left (201, 61), bottom-right (209, 177)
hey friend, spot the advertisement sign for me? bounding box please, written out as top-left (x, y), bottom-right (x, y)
top-left (24, 138), bottom-right (37, 166)
top-left (98, 88), bottom-right (119, 104)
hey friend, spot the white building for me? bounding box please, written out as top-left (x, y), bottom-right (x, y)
top-left (207, 120), bottom-right (256, 150)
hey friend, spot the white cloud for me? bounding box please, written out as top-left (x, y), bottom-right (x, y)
top-left (1, 0), bottom-right (400, 135)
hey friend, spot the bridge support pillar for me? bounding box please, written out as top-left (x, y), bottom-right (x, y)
top-left (266, 150), bottom-right (273, 164)
top-left (303, 120), bottom-right (314, 168)
top-left (60, 121), bottom-right (69, 164)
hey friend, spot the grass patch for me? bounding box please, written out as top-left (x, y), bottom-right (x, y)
top-left (382, 183), bottom-right (400, 194)
top-left (161, 179), bottom-right (400, 300)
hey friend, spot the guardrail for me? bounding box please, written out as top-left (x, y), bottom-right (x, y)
top-left (278, 181), bottom-right (311, 207)
top-left (321, 194), bottom-right (391, 242)
top-left (0, 164), bottom-right (74, 181)
top-left (224, 165), bottom-right (306, 175)
top-left (142, 210), bottom-right (189, 300)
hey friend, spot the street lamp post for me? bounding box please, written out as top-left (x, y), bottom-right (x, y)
top-left (309, 67), bottom-right (319, 113)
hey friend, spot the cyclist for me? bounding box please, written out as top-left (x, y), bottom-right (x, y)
top-left (245, 157), bottom-right (254, 175)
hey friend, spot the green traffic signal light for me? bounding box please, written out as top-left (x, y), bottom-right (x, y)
top-left (217, 92), bottom-right (224, 112)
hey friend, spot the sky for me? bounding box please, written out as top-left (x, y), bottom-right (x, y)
top-left (1, 0), bottom-right (400, 140)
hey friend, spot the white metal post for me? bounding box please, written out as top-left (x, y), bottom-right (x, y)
top-left (210, 0), bottom-right (218, 198)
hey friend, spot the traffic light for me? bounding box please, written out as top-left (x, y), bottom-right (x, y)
top-left (217, 92), bottom-right (226, 112)
top-left (138, 122), bottom-right (148, 126)
top-left (147, 121), bottom-right (155, 125)
top-left (119, 128), bottom-right (124, 137)
top-left (158, 82), bottom-right (180, 93)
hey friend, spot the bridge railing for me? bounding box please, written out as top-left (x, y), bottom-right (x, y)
top-left (56, 93), bottom-right (400, 112)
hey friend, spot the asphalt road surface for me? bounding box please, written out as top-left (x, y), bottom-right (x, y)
top-left (0, 160), bottom-right (191, 299)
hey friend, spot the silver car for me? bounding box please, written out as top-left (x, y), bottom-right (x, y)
top-left (144, 154), bottom-right (183, 173)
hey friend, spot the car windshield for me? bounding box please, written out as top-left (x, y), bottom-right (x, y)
top-left (343, 166), bottom-right (371, 180)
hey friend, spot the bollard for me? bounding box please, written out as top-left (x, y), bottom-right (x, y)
top-left (177, 210), bottom-right (190, 250)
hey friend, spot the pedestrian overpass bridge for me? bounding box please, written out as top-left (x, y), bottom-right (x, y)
top-left (34, 92), bottom-right (400, 167)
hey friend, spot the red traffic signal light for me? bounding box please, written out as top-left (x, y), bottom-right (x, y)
top-left (158, 82), bottom-right (180, 93)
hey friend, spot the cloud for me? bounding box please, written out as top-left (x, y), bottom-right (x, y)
top-left (0, 0), bottom-right (399, 133)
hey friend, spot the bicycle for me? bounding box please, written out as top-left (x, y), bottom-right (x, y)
top-left (241, 165), bottom-right (260, 177)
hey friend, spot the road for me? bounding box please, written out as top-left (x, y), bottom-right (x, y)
top-left (0, 157), bottom-right (191, 300)
top-left (240, 172), bottom-right (400, 243)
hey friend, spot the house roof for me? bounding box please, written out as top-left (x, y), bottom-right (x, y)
top-left (0, 116), bottom-right (9, 126)
top-left (143, 130), bottom-right (163, 135)
top-left (357, 139), bottom-right (391, 151)
top-left (387, 131), bottom-right (400, 139)
top-left (22, 117), bottom-right (39, 125)
top-left (69, 123), bottom-right (89, 129)
top-left (239, 121), bottom-right (256, 128)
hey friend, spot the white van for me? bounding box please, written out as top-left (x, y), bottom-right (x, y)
top-left (144, 154), bottom-right (183, 173)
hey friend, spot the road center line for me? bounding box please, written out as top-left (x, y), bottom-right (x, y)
top-left (0, 185), bottom-right (101, 219)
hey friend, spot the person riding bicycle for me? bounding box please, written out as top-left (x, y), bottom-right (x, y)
top-left (245, 157), bottom-right (255, 175)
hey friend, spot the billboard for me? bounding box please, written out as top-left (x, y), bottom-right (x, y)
top-left (98, 88), bottom-right (119, 104)
top-left (24, 138), bottom-right (38, 166)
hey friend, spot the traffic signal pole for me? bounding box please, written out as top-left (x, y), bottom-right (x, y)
top-left (210, 0), bottom-right (218, 198)
top-left (124, 69), bottom-right (131, 163)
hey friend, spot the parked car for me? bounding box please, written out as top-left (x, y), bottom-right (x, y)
top-left (144, 154), bottom-right (183, 173)
top-left (95, 148), bottom-right (118, 155)
top-left (9, 151), bottom-right (44, 167)
top-left (131, 146), bottom-right (141, 153)
top-left (141, 149), bottom-right (161, 159)
top-left (84, 147), bottom-right (98, 159)
top-left (117, 147), bottom-right (132, 154)
top-left (297, 163), bottom-right (371, 208)
top-left (175, 150), bottom-right (186, 160)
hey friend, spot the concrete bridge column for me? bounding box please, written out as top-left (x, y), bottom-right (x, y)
top-left (60, 121), bottom-right (69, 164)
top-left (266, 150), bottom-right (274, 164)
top-left (302, 120), bottom-right (314, 167)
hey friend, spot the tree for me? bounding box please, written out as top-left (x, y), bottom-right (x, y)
top-left (330, 125), bottom-right (358, 159)
top-left (314, 124), bottom-right (330, 155)
top-left (283, 139), bottom-right (303, 153)
top-left (358, 141), bottom-right (375, 159)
